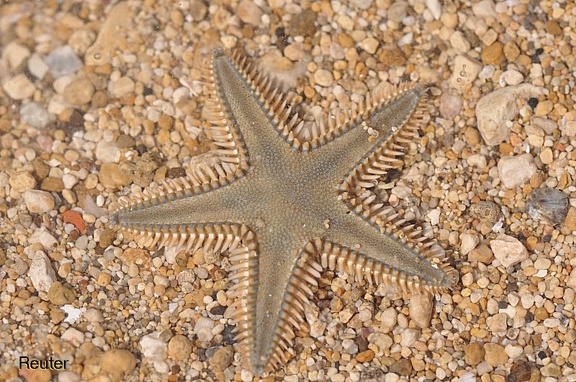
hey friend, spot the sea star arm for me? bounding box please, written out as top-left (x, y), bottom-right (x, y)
top-left (314, 208), bottom-right (457, 293)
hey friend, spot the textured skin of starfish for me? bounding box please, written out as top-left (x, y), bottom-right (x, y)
top-left (110, 48), bottom-right (458, 375)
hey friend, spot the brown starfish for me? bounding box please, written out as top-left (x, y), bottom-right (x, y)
top-left (110, 48), bottom-right (457, 375)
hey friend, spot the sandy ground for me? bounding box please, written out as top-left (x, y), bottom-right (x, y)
top-left (1, 0), bottom-right (576, 381)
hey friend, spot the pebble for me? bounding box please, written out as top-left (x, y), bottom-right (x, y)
top-left (309, 318), bottom-right (327, 338)
top-left (56, 371), bottom-right (81, 382)
top-left (487, 313), bottom-right (507, 332)
top-left (63, 77), bottom-right (95, 105)
top-left (525, 123), bottom-right (545, 147)
top-left (441, 12), bottom-right (458, 28)
top-left (466, 153), bottom-right (487, 169)
top-left (379, 46), bottom-right (407, 67)
top-left (189, 0), bottom-right (208, 21)
top-left (564, 207), bottom-right (576, 231)
top-left (99, 349), bottom-right (137, 382)
top-left (338, 308), bottom-right (354, 324)
top-left (481, 29), bottom-right (499, 47)
top-left (45, 45), bottom-right (83, 78)
top-left (20, 102), bottom-right (52, 129)
top-left (209, 345), bottom-right (234, 371)
top-left (62, 174), bottom-right (78, 189)
top-left (96, 140), bottom-right (121, 163)
top-left (388, 2), bottom-right (409, 20)
top-left (195, 266), bottom-right (209, 279)
top-left (48, 281), bottom-right (76, 305)
top-left (535, 100), bottom-right (553, 117)
top-left (468, 244), bottom-right (494, 264)
top-left (237, 0), bottom-right (262, 26)
top-left (425, 0), bottom-right (441, 20)
top-left (62, 210), bottom-right (88, 234)
top-left (450, 55), bottom-right (481, 88)
top-left (543, 317), bottom-right (560, 328)
top-left (520, 292), bottom-right (536, 309)
top-left (29, 252), bottom-right (57, 293)
top-left (283, 44), bottom-right (306, 62)
top-left (544, 20), bottom-right (563, 36)
top-left (342, 338), bottom-right (358, 354)
top-left (10, 171), bottom-right (37, 193)
top-left (490, 234), bottom-right (528, 267)
top-left (168, 335), bottom-right (192, 361)
top-left (439, 92), bottom-right (462, 119)
top-left (140, 333), bottom-right (168, 360)
top-left (500, 70), bottom-right (523, 86)
top-left (465, 342), bottom-right (484, 366)
top-left (526, 187), bottom-right (569, 225)
top-left (400, 328), bottom-right (419, 347)
top-left (85, 2), bottom-right (132, 66)
top-left (475, 84), bottom-right (544, 145)
top-left (459, 373), bottom-right (475, 382)
top-left (541, 363), bottom-right (561, 377)
top-left (41, 177), bottom-right (64, 192)
top-left (368, 332), bottom-right (393, 352)
top-left (472, 0), bottom-right (495, 17)
top-left (314, 69), bottom-right (334, 87)
top-left (503, 41), bottom-right (521, 62)
top-left (288, 8), bottom-right (317, 37)
top-left (2, 74), bottom-right (36, 100)
top-left (23, 190), bottom-right (55, 213)
top-left (390, 358), bottom-right (413, 375)
top-left (508, 360), bottom-right (534, 382)
top-left (61, 327), bottom-right (85, 346)
top-left (356, 349), bottom-right (375, 363)
top-left (460, 232), bottom-right (479, 255)
top-left (19, 369), bottom-right (52, 382)
top-left (481, 41), bottom-right (505, 66)
top-left (84, 308), bottom-right (104, 323)
top-left (535, 258), bottom-right (551, 272)
top-left (409, 293), bottom-right (433, 328)
top-left (477, 361), bottom-right (494, 375)
top-left (69, 29), bottom-right (97, 55)
top-left (97, 272), bottom-right (111, 287)
top-left (351, 0), bottom-right (373, 10)
top-left (504, 344), bottom-right (523, 359)
top-left (358, 37), bottom-right (379, 54)
top-left (99, 163), bottom-right (133, 188)
top-left (110, 76), bottom-right (135, 98)
top-left (27, 53), bottom-right (50, 79)
top-left (28, 230), bottom-right (58, 250)
top-left (484, 343), bottom-right (507, 366)
top-left (7, 257), bottom-right (27, 278)
top-left (194, 316), bottom-right (215, 341)
top-left (379, 307), bottom-right (397, 333)
top-left (4, 41), bottom-right (31, 69)
top-left (449, 31), bottom-right (470, 54)
top-left (478, 65), bottom-right (495, 80)
top-left (539, 147), bottom-right (553, 164)
top-left (497, 153), bottom-right (537, 189)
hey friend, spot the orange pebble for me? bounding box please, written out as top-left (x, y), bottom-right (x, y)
top-left (62, 210), bottom-right (88, 234)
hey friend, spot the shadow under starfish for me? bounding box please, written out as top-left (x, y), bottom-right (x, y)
top-left (109, 48), bottom-right (458, 376)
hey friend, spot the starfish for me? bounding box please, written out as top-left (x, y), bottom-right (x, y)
top-left (110, 48), bottom-right (457, 375)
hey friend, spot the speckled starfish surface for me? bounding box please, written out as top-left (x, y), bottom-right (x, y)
top-left (110, 49), bottom-right (457, 375)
